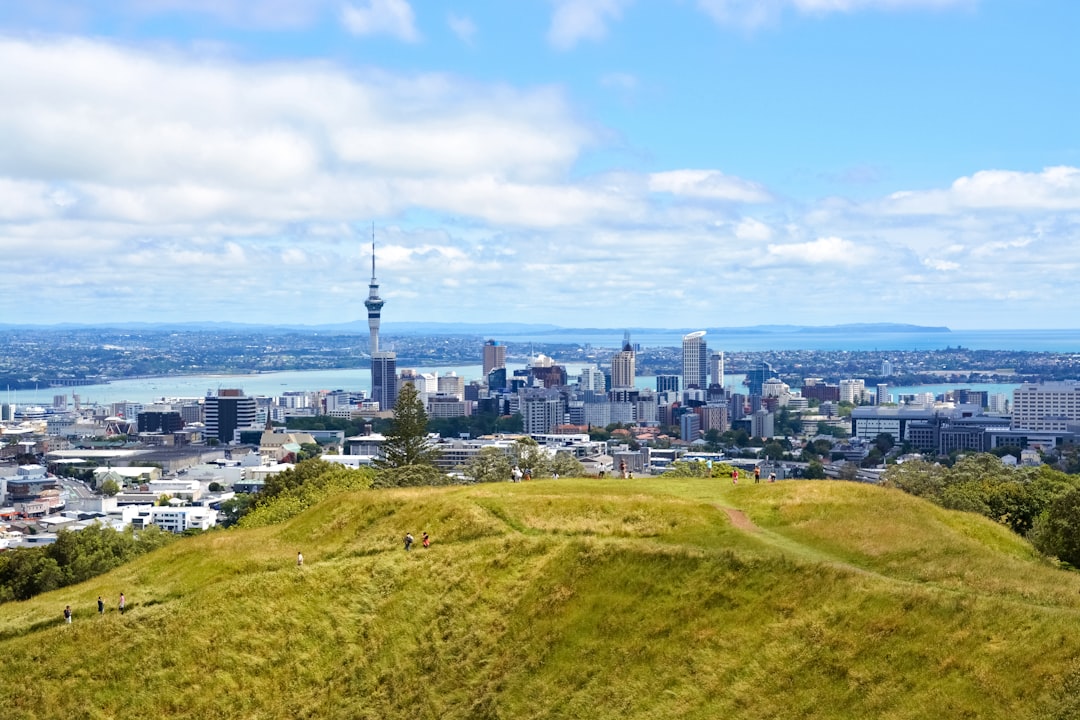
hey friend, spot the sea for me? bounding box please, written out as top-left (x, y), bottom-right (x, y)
top-left (6, 327), bottom-right (1075, 407)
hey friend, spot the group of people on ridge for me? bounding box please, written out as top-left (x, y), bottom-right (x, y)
top-left (63, 592), bottom-right (125, 623)
top-left (403, 532), bottom-right (430, 551)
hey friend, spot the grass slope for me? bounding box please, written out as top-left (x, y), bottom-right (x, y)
top-left (2, 478), bottom-right (1080, 719)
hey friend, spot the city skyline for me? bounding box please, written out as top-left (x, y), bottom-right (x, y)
top-left (1, 2), bottom-right (1078, 328)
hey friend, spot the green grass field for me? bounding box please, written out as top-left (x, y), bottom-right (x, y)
top-left (3, 477), bottom-right (1080, 719)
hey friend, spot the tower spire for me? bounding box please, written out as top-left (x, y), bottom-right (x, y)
top-left (364, 228), bottom-right (385, 355)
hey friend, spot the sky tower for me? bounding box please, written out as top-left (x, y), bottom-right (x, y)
top-left (364, 237), bottom-right (384, 355)
top-left (365, 234), bottom-right (397, 411)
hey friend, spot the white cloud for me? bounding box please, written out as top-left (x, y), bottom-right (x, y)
top-left (548, 0), bottom-right (630, 50)
top-left (884, 166), bottom-right (1080, 215)
top-left (342, 0), bottom-right (420, 42)
top-left (697, 0), bottom-right (973, 27)
top-left (0, 38), bottom-right (604, 227)
top-left (764, 236), bottom-right (864, 265)
top-left (447, 12), bottom-right (476, 44)
top-left (921, 257), bottom-right (960, 271)
top-left (649, 170), bottom-right (772, 203)
top-left (734, 217), bottom-right (773, 241)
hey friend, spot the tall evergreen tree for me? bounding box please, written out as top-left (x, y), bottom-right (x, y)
top-left (376, 382), bottom-right (440, 468)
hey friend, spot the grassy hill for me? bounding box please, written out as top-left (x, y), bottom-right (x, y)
top-left (3, 477), bottom-right (1080, 719)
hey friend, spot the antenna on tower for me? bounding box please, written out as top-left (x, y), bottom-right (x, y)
top-left (371, 222), bottom-right (376, 279)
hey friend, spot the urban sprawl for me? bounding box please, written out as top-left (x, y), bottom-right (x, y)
top-left (3, 254), bottom-right (1080, 546)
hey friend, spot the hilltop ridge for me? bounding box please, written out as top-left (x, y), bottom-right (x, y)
top-left (2, 478), bottom-right (1079, 719)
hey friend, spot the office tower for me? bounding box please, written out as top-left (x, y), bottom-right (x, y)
top-left (1012, 381), bottom-right (1080, 431)
top-left (611, 331), bottom-right (636, 389)
top-left (988, 393), bottom-right (1008, 414)
top-left (656, 375), bottom-right (680, 393)
top-left (682, 331), bottom-right (708, 390)
top-left (710, 351), bottom-right (725, 389)
top-left (746, 361), bottom-right (775, 397)
top-left (881, 359), bottom-right (893, 377)
top-left (483, 340), bottom-right (506, 377)
top-left (204, 389), bottom-right (257, 444)
top-left (877, 383), bottom-right (889, 406)
top-left (438, 372), bottom-right (465, 400)
top-left (839, 379), bottom-right (866, 405)
top-left (680, 413), bottom-right (701, 442)
top-left (522, 390), bottom-right (566, 434)
top-left (579, 365), bottom-right (606, 392)
top-left (372, 352), bottom-right (398, 411)
top-left (137, 411), bottom-right (184, 434)
top-left (487, 367), bottom-right (507, 391)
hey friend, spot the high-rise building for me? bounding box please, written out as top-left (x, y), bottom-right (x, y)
top-left (682, 331), bottom-right (708, 390)
top-left (438, 372), bottom-right (465, 400)
top-left (680, 413), bottom-right (701, 442)
top-left (1012, 381), bottom-right (1080, 431)
top-left (204, 389), bottom-right (257, 444)
top-left (483, 340), bottom-right (506, 377)
top-left (839, 379), bottom-right (866, 405)
top-left (656, 375), bottom-right (680, 393)
top-left (611, 331), bottom-right (636, 389)
top-left (522, 390), bottom-right (566, 434)
top-left (710, 351), bottom-right (725, 389)
top-left (372, 352), bottom-right (398, 411)
top-left (876, 383), bottom-right (890, 406)
top-left (881, 359), bottom-right (894, 377)
top-left (579, 365), bottom-right (606, 392)
top-left (746, 361), bottom-right (775, 396)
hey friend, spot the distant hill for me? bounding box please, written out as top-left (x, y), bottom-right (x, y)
top-left (3, 478), bottom-right (1079, 718)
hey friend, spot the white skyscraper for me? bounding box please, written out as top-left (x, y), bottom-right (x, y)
top-left (710, 351), bottom-right (725, 388)
top-left (611, 331), bottom-right (636, 389)
top-left (682, 331), bottom-right (708, 390)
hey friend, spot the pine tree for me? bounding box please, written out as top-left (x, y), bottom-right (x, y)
top-left (375, 382), bottom-right (442, 470)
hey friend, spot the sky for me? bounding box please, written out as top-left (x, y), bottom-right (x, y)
top-left (1, 0), bottom-right (1078, 329)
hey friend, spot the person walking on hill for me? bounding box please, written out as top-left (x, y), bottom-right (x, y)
top-left (119, 592), bottom-right (126, 615)
top-left (97, 596), bottom-right (104, 615)
top-left (512, 466), bottom-right (522, 483)
top-left (422, 532), bottom-right (430, 549)
top-left (297, 551), bottom-right (304, 567)
top-left (754, 466), bottom-right (761, 483)
top-left (404, 533), bottom-right (414, 551)
top-left (64, 605), bottom-right (72, 624)
top-left (731, 468), bottom-right (739, 485)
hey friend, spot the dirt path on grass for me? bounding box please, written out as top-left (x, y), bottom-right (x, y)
top-left (722, 507), bottom-right (758, 532)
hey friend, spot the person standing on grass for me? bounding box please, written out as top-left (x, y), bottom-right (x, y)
top-left (64, 605), bottom-right (72, 624)
top-left (297, 551), bottom-right (304, 567)
top-left (754, 466), bottom-right (761, 483)
top-left (732, 468), bottom-right (739, 485)
top-left (404, 533), bottom-right (414, 551)
top-left (422, 532), bottom-right (430, 549)
top-left (119, 592), bottom-right (126, 615)
top-left (97, 596), bottom-right (104, 615)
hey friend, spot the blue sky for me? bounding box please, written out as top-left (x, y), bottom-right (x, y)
top-left (1, 0), bottom-right (1078, 329)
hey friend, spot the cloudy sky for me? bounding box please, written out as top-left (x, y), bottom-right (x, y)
top-left (1, 0), bottom-right (1077, 329)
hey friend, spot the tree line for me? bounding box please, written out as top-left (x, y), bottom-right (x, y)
top-left (0, 524), bottom-right (174, 602)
